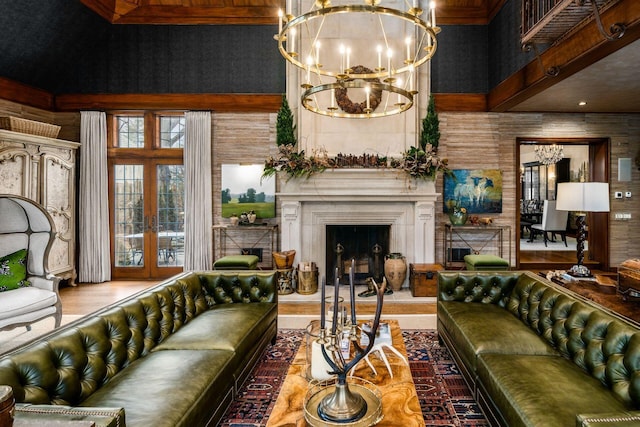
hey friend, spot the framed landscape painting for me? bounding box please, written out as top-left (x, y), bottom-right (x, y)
top-left (221, 164), bottom-right (276, 218)
top-left (444, 169), bottom-right (503, 214)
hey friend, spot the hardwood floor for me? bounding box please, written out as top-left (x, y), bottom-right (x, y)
top-left (59, 280), bottom-right (159, 316)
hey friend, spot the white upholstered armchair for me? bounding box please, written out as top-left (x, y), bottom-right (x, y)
top-left (0, 195), bottom-right (62, 332)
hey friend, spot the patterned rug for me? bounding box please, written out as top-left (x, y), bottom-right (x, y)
top-left (219, 329), bottom-right (488, 427)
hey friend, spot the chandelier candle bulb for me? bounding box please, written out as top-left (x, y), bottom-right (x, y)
top-left (387, 49), bottom-right (393, 78)
top-left (289, 28), bottom-right (296, 53)
top-left (377, 45), bottom-right (382, 69)
top-left (409, 65), bottom-right (414, 91)
top-left (315, 41), bottom-right (321, 65)
top-left (397, 79), bottom-right (403, 102)
top-left (430, 1), bottom-right (436, 27)
top-left (366, 85), bottom-right (371, 110)
top-left (331, 88), bottom-right (335, 108)
top-left (278, 9), bottom-right (283, 34)
top-left (406, 37), bottom-right (411, 61)
top-left (339, 44), bottom-right (345, 74)
top-left (306, 55), bottom-right (313, 82)
top-left (346, 47), bottom-right (351, 72)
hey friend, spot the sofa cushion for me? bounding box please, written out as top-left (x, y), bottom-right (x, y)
top-left (0, 287), bottom-right (57, 320)
top-left (438, 301), bottom-right (558, 371)
top-left (80, 349), bottom-right (236, 427)
top-left (0, 248), bottom-right (31, 291)
top-left (477, 353), bottom-right (629, 427)
top-left (153, 302), bottom-right (277, 355)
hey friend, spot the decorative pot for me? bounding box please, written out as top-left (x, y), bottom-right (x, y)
top-left (230, 216), bottom-right (239, 226)
top-left (248, 213), bottom-right (257, 224)
top-left (384, 253), bottom-right (407, 291)
top-left (448, 209), bottom-right (468, 226)
top-left (273, 250), bottom-right (296, 269)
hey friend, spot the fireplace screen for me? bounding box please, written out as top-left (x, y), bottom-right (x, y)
top-left (325, 225), bottom-right (390, 285)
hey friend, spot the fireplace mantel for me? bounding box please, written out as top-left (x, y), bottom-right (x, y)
top-left (277, 170), bottom-right (440, 287)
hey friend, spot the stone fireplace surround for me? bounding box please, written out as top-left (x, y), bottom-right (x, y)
top-left (278, 169), bottom-right (439, 289)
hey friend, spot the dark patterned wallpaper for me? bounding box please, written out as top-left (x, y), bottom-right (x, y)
top-left (1, 0), bottom-right (533, 96)
top-left (431, 25), bottom-right (489, 94)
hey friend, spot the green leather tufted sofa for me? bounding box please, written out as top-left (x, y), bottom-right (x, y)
top-left (0, 270), bottom-right (278, 427)
top-left (437, 271), bottom-right (640, 427)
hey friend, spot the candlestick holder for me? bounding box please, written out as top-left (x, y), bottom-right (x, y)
top-left (304, 274), bottom-right (386, 425)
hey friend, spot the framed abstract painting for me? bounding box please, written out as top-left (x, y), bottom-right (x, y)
top-left (444, 169), bottom-right (503, 214)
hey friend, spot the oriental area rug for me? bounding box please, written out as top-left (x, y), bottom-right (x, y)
top-left (219, 329), bottom-right (488, 427)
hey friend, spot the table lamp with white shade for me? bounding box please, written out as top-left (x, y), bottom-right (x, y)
top-left (556, 182), bottom-right (610, 277)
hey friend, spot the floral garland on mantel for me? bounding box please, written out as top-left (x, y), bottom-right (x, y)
top-left (262, 143), bottom-right (449, 181)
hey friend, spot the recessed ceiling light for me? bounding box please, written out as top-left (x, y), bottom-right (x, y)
top-left (578, 101), bottom-right (587, 106)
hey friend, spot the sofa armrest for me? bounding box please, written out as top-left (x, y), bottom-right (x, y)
top-left (577, 411), bottom-right (640, 427)
top-left (15, 404), bottom-right (125, 427)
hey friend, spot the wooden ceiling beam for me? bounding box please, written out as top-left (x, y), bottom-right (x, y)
top-left (80, 0), bottom-right (506, 25)
top-left (54, 93), bottom-right (283, 112)
top-left (0, 78), bottom-right (55, 111)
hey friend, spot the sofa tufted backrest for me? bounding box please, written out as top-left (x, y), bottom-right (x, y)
top-left (0, 272), bottom-right (209, 405)
top-left (437, 271), bottom-right (521, 308)
top-left (506, 274), bottom-right (640, 408)
top-left (198, 272), bottom-right (277, 305)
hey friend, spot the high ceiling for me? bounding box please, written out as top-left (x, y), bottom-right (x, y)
top-left (76, 0), bottom-right (640, 113)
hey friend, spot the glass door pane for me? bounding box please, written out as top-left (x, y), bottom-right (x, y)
top-left (156, 164), bottom-right (184, 268)
top-left (114, 165), bottom-right (145, 268)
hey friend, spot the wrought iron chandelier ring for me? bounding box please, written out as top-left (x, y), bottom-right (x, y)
top-left (277, 4), bottom-right (439, 80)
top-left (302, 81), bottom-right (413, 118)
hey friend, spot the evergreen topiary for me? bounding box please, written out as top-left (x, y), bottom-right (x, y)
top-left (276, 95), bottom-right (296, 146)
top-left (420, 94), bottom-right (440, 151)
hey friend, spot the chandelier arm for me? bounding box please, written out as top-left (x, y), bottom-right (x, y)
top-left (377, 12), bottom-right (391, 53)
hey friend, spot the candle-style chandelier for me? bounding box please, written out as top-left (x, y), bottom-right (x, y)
top-left (535, 144), bottom-right (564, 165)
top-left (275, 0), bottom-right (439, 118)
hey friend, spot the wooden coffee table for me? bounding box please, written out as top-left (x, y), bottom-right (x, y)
top-left (266, 319), bottom-right (424, 426)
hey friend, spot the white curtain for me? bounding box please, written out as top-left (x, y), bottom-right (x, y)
top-left (184, 111), bottom-right (213, 270)
top-left (78, 111), bottom-right (111, 283)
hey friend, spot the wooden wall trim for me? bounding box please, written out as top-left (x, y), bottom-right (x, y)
top-left (433, 94), bottom-right (488, 112)
top-left (0, 78), bottom-right (55, 111)
top-left (54, 93), bottom-right (283, 112)
top-left (439, 0), bottom-right (507, 25)
top-left (488, 0), bottom-right (640, 112)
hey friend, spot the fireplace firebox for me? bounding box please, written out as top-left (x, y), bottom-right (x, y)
top-left (326, 225), bottom-right (390, 285)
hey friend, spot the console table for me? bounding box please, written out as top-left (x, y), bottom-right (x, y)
top-left (444, 224), bottom-right (511, 269)
top-left (212, 224), bottom-right (278, 269)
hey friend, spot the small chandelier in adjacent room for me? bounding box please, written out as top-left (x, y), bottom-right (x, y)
top-left (535, 144), bottom-right (564, 165)
top-left (275, 0), bottom-right (439, 118)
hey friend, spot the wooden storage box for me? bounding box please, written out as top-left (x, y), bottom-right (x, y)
top-left (618, 259), bottom-right (640, 301)
top-left (409, 263), bottom-right (443, 297)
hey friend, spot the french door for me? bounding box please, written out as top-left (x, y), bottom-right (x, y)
top-left (108, 113), bottom-right (185, 280)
